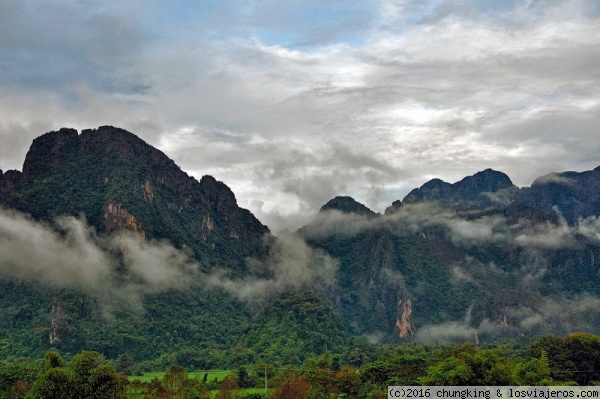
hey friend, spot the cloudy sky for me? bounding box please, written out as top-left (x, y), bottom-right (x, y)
top-left (1, 0), bottom-right (599, 231)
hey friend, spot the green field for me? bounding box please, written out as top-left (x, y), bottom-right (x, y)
top-left (129, 369), bottom-right (233, 383)
top-left (129, 371), bottom-right (272, 398)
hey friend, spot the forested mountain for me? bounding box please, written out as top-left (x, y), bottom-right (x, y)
top-left (0, 126), bottom-right (277, 365)
top-left (1, 126), bottom-right (600, 368)
top-left (304, 166), bottom-right (600, 344)
top-left (0, 126), bottom-right (269, 273)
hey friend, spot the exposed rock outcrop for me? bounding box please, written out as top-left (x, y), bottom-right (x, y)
top-left (396, 298), bottom-right (414, 337)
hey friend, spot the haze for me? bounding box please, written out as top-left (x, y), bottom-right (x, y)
top-left (1, 0), bottom-right (599, 231)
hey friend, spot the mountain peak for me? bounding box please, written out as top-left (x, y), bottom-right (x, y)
top-left (22, 128), bottom-right (79, 181)
top-left (519, 166), bottom-right (600, 223)
top-left (454, 168), bottom-right (514, 195)
top-left (5, 126), bottom-right (270, 272)
top-left (320, 196), bottom-right (377, 217)
top-left (401, 169), bottom-right (515, 206)
top-left (80, 125), bottom-right (146, 147)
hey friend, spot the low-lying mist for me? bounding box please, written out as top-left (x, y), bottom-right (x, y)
top-left (301, 201), bottom-right (600, 343)
top-left (302, 202), bottom-right (600, 251)
top-left (0, 208), bottom-right (338, 313)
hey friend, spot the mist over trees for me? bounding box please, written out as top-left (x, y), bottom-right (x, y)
top-left (2, 127), bottom-right (600, 398)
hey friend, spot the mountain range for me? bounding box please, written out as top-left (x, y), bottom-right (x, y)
top-left (1, 126), bottom-right (600, 366)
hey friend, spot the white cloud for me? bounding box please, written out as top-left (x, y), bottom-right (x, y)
top-left (1, 0), bottom-right (599, 231)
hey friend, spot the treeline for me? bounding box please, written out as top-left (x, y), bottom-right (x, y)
top-left (2, 332), bottom-right (600, 398)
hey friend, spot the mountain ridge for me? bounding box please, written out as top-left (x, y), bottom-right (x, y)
top-left (381, 166), bottom-right (600, 224)
top-left (1, 126), bottom-right (600, 364)
top-left (310, 164), bottom-right (600, 342)
top-left (1, 125), bottom-right (270, 273)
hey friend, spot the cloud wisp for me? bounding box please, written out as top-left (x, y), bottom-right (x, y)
top-left (415, 295), bottom-right (600, 344)
top-left (301, 201), bottom-right (600, 342)
top-left (302, 200), bottom-right (600, 252)
top-left (0, 209), bottom-right (337, 312)
top-left (207, 231), bottom-right (338, 302)
top-left (0, 209), bottom-right (196, 312)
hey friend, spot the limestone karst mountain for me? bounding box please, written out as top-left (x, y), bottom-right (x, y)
top-left (1, 126), bottom-right (600, 364)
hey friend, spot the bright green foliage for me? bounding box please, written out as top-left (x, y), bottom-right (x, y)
top-left (527, 334), bottom-right (573, 381)
top-left (514, 351), bottom-right (552, 385)
top-left (0, 362), bottom-right (39, 399)
top-left (420, 355), bottom-right (474, 386)
top-left (421, 349), bottom-right (517, 385)
top-left (9, 336), bottom-right (600, 398)
top-left (562, 333), bottom-right (600, 385)
top-left (237, 291), bottom-right (347, 365)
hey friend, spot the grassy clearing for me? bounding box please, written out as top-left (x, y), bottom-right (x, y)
top-left (129, 369), bottom-right (232, 383)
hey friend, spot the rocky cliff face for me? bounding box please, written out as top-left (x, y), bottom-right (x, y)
top-left (307, 165), bottom-right (600, 342)
top-left (4, 128), bottom-right (600, 354)
top-left (1, 126), bottom-right (270, 273)
top-left (396, 298), bottom-right (414, 337)
top-left (104, 203), bottom-right (146, 238)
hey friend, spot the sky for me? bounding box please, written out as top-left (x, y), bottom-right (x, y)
top-left (1, 0), bottom-right (599, 232)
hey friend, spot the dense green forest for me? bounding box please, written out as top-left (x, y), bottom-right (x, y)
top-left (2, 332), bottom-right (600, 398)
top-left (4, 128), bottom-right (600, 399)
top-left (3, 127), bottom-right (600, 360)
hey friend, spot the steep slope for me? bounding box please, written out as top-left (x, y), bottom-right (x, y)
top-left (305, 166), bottom-right (600, 343)
top-left (1, 126), bottom-right (269, 273)
top-left (3, 130), bottom-right (600, 358)
top-left (0, 126), bottom-right (277, 362)
top-left (303, 227), bottom-right (472, 340)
